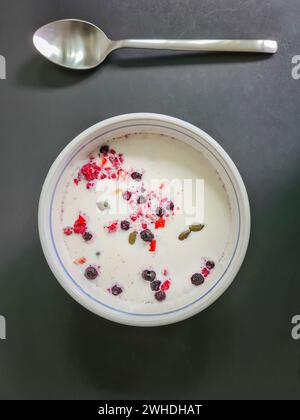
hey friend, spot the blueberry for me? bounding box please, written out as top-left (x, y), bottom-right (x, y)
top-left (156, 206), bottom-right (165, 217)
top-left (154, 291), bottom-right (166, 301)
top-left (84, 266), bottom-right (98, 280)
top-left (131, 172), bottom-right (142, 181)
top-left (120, 220), bottom-right (130, 231)
top-left (191, 273), bottom-right (205, 286)
top-left (122, 191), bottom-right (132, 201)
top-left (206, 260), bottom-right (215, 270)
top-left (99, 144), bottom-right (109, 155)
top-left (167, 201), bottom-right (174, 211)
top-left (140, 229), bottom-right (154, 242)
top-left (111, 285), bottom-right (122, 296)
top-left (142, 270), bottom-right (156, 281)
top-left (83, 232), bottom-right (93, 241)
top-left (137, 195), bottom-right (146, 204)
top-left (150, 280), bottom-right (161, 291)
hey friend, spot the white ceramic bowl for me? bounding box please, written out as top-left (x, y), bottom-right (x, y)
top-left (38, 113), bottom-right (250, 326)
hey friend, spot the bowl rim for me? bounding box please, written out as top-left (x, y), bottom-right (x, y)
top-left (38, 113), bottom-right (251, 326)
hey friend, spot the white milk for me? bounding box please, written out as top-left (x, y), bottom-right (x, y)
top-left (59, 133), bottom-right (232, 308)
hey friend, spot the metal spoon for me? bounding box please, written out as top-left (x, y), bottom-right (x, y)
top-left (33, 19), bottom-right (278, 70)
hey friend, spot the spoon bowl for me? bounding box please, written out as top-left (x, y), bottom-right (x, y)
top-left (33, 19), bottom-right (113, 69)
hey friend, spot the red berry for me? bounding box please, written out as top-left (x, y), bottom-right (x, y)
top-left (161, 280), bottom-right (170, 291)
top-left (131, 172), bottom-right (142, 181)
top-left (155, 218), bottom-right (165, 229)
top-left (149, 240), bottom-right (157, 252)
top-left (201, 267), bottom-right (210, 277)
top-left (63, 227), bottom-right (73, 236)
top-left (206, 260), bottom-right (215, 270)
top-left (106, 221), bottom-right (118, 233)
top-left (73, 215), bottom-right (87, 234)
top-left (83, 232), bottom-right (93, 241)
top-left (154, 291), bottom-right (166, 301)
top-left (120, 220), bottom-right (130, 231)
top-left (122, 191), bottom-right (132, 201)
top-left (81, 162), bottom-right (100, 181)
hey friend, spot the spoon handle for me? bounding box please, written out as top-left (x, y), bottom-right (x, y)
top-left (118, 39), bottom-right (277, 54)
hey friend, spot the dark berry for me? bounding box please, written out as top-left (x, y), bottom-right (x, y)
top-left (167, 201), bottom-right (174, 211)
top-left (150, 280), bottom-right (161, 291)
top-left (111, 285), bottom-right (122, 296)
top-left (137, 195), bottom-right (146, 204)
top-left (131, 171), bottom-right (142, 181)
top-left (83, 232), bottom-right (93, 241)
top-left (99, 144), bottom-right (109, 155)
top-left (206, 260), bottom-right (215, 270)
top-left (84, 266), bottom-right (98, 280)
top-left (154, 290), bottom-right (166, 301)
top-left (122, 191), bottom-right (132, 201)
top-left (142, 270), bottom-right (156, 281)
top-left (140, 229), bottom-right (154, 242)
top-left (120, 220), bottom-right (130, 231)
top-left (191, 273), bottom-right (205, 286)
top-left (156, 206), bottom-right (165, 217)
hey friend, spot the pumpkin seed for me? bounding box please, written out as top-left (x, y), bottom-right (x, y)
top-left (128, 230), bottom-right (137, 245)
top-left (178, 229), bottom-right (191, 241)
top-left (189, 223), bottom-right (204, 232)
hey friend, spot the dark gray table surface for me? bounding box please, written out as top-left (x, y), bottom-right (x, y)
top-left (0, 0), bottom-right (300, 400)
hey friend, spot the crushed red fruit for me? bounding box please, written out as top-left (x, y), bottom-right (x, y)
top-left (73, 215), bottom-right (87, 234)
top-left (73, 178), bottom-right (79, 186)
top-left (149, 240), bottom-right (156, 252)
top-left (161, 280), bottom-right (170, 291)
top-left (86, 182), bottom-right (94, 189)
top-left (63, 227), bottom-right (73, 236)
top-left (99, 157), bottom-right (107, 168)
top-left (81, 162), bottom-right (101, 181)
top-left (201, 267), bottom-right (210, 277)
top-left (106, 221), bottom-right (118, 233)
top-left (155, 218), bottom-right (165, 229)
top-left (73, 257), bottom-right (86, 265)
